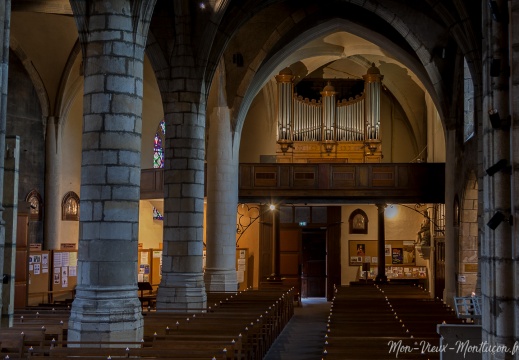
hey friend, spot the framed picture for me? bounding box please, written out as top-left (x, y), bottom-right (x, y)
top-left (349, 209), bottom-right (368, 234)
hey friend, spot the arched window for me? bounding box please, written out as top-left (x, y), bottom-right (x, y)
top-left (152, 119), bottom-right (165, 220)
top-left (153, 119), bottom-right (165, 169)
top-left (62, 191), bottom-right (80, 221)
top-left (26, 190), bottom-right (43, 222)
top-left (463, 57), bottom-right (475, 142)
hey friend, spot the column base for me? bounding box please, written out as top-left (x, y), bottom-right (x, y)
top-left (204, 268), bottom-right (238, 292)
top-left (68, 291), bottom-right (143, 344)
top-left (156, 273), bottom-right (207, 311)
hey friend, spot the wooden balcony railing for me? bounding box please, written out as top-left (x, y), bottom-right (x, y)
top-left (141, 163), bottom-right (445, 204)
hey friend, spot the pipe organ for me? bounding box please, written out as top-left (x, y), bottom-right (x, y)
top-left (275, 63), bottom-right (383, 163)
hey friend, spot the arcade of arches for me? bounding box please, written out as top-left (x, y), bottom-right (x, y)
top-left (0, 0), bottom-right (517, 358)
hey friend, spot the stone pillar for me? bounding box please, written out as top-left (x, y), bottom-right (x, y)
top-left (510, 1), bottom-right (519, 351)
top-left (204, 107), bottom-right (238, 292)
top-left (0, 0), bottom-right (11, 327)
top-left (68, 0), bottom-right (154, 343)
top-left (270, 204), bottom-right (281, 280)
top-left (375, 204), bottom-right (387, 283)
top-left (444, 130), bottom-right (456, 306)
top-left (155, 2), bottom-right (207, 311)
top-left (481, 0), bottom-right (515, 356)
top-left (1, 136), bottom-right (19, 327)
top-left (157, 97), bottom-right (207, 309)
top-left (44, 116), bottom-right (62, 250)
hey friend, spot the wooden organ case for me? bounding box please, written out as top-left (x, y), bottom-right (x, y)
top-left (275, 64), bottom-right (384, 163)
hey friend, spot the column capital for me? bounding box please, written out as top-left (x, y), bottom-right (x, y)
top-left (375, 203), bottom-right (387, 212)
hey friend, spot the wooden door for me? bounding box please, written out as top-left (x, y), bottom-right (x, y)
top-left (259, 219), bottom-right (273, 282)
top-left (279, 228), bottom-right (301, 294)
top-left (327, 206), bottom-right (341, 300)
top-left (301, 229), bottom-right (326, 297)
top-left (434, 237), bottom-right (445, 299)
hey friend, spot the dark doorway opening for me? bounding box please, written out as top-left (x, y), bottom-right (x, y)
top-left (301, 229), bottom-right (326, 298)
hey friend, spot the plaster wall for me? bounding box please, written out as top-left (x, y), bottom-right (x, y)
top-left (60, 94), bottom-right (82, 246)
top-left (239, 90), bottom-right (277, 163)
top-left (341, 204), bottom-right (429, 285)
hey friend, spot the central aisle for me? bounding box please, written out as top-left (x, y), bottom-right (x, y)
top-left (263, 298), bottom-right (330, 360)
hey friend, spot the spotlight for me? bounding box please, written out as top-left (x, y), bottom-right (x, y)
top-left (488, 109), bottom-right (501, 129)
top-left (488, 0), bottom-right (501, 22)
top-left (490, 58), bottom-right (501, 77)
top-left (487, 211), bottom-right (512, 230)
top-left (485, 159), bottom-right (510, 176)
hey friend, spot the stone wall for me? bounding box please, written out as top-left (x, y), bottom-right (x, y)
top-left (6, 51), bottom-right (44, 245)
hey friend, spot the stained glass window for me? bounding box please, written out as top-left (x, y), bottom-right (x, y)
top-left (153, 119), bottom-right (165, 169)
top-left (152, 119), bottom-right (166, 220)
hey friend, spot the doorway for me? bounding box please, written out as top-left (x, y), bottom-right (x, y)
top-left (301, 229), bottom-right (326, 298)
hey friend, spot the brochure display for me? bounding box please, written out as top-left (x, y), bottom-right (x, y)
top-left (27, 250), bottom-right (50, 306)
top-left (349, 240), bottom-right (416, 266)
top-left (50, 249), bottom-right (78, 304)
top-left (27, 249), bottom-right (78, 305)
top-left (236, 248), bottom-right (249, 291)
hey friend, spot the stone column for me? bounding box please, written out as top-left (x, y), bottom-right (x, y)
top-left (510, 0), bottom-right (519, 349)
top-left (481, 0), bottom-right (514, 356)
top-left (1, 136), bottom-right (19, 327)
top-left (44, 116), bottom-right (62, 250)
top-left (0, 0), bottom-right (11, 327)
top-left (444, 130), bottom-right (456, 305)
top-left (270, 204), bottom-right (281, 280)
top-left (204, 107), bottom-right (238, 292)
top-left (375, 204), bottom-right (387, 283)
top-left (155, 2), bottom-right (207, 311)
top-left (68, 0), bottom-right (154, 343)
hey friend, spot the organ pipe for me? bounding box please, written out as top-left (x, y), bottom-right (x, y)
top-left (275, 68), bottom-right (295, 142)
top-left (321, 81), bottom-right (337, 141)
top-left (363, 63), bottom-right (384, 140)
top-left (276, 64), bottom-right (383, 148)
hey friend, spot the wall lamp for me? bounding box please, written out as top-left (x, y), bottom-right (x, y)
top-left (487, 211), bottom-right (513, 230)
top-left (485, 159), bottom-right (511, 176)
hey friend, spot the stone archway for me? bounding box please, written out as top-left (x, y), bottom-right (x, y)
top-left (458, 172), bottom-right (478, 296)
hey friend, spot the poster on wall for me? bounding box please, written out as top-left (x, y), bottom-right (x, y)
top-left (356, 244), bottom-right (366, 257)
top-left (350, 256), bottom-right (362, 265)
top-left (385, 245), bottom-right (392, 257)
top-left (42, 254), bottom-right (49, 268)
top-left (61, 267), bottom-right (68, 287)
top-left (392, 248), bottom-right (403, 264)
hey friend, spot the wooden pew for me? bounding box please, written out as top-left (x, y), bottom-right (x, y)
top-left (10, 287), bottom-right (294, 360)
